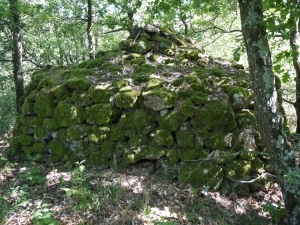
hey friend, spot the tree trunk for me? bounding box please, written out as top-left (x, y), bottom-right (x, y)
top-left (8, 0), bottom-right (24, 114)
top-left (87, 0), bottom-right (94, 59)
top-left (238, 0), bottom-right (300, 224)
top-left (289, 8), bottom-right (300, 133)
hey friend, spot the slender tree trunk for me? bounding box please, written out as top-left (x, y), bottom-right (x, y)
top-left (8, 0), bottom-right (24, 114)
top-left (289, 6), bottom-right (300, 133)
top-left (238, 1), bottom-right (300, 224)
top-left (87, 0), bottom-right (94, 59)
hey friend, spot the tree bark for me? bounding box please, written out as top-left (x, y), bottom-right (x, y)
top-left (238, 0), bottom-right (300, 224)
top-left (8, 0), bottom-right (24, 114)
top-left (87, 0), bottom-right (94, 59)
top-left (289, 3), bottom-right (300, 133)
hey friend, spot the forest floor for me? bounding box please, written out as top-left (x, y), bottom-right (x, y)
top-left (0, 133), bottom-right (288, 225)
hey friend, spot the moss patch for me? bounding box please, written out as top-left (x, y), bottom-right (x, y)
top-left (178, 162), bottom-right (224, 191)
top-left (85, 104), bottom-right (112, 125)
top-left (53, 102), bottom-right (84, 127)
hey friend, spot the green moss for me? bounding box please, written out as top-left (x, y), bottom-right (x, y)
top-left (157, 111), bottom-right (186, 132)
top-left (100, 140), bottom-right (116, 159)
top-left (191, 101), bottom-right (237, 132)
top-left (176, 131), bottom-right (195, 148)
top-left (178, 148), bottom-right (209, 161)
top-left (20, 99), bottom-right (35, 115)
top-left (226, 160), bottom-right (252, 180)
top-left (131, 37), bottom-right (152, 53)
top-left (150, 129), bottom-right (174, 147)
top-left (87, 152), bottom-right (109, 166)
top-left (178, 99), bottom-right (197, 117)
top-left (48, 139), bottom-right (67, 157)
top-left (88, 126), bottom-right (110, 144)
top-left (53, 102), bottom-right (84, 127)
top-left (119, 109), bottom-right (155, 132)
top-left (185, 73), bottom-right (201, 84)
top-left (110, 125), bottom-right (127, 141)
top-left (51, 85), bottom-right (71, 99)
top-left (134, 64), bottom-right (156, 74)
top-left (85, 103), bottom-right (112, 125)
top-left (112, 86), bottom-right (141, 108)
top-left (178, 162), bottom-right (224, 191)
top-left (66, 68), bottom-right (94, 78)
top-left (166, 149), bottom-right (179, 164)
top-left (22, 146), bottom-right (33, 155)
top-left (33, 142), bottom-right (46, 153)
top-left (18, 134), bottom-right (33, 146)
top-left (64, 77), bottom-right (91, 90)
top-left (66, 125), bottom-right (88, 140)
top-left (211, 150), bottom-right (236, 164)
top-left (88, 84), bottom-right (113, 103)
top-left (84, 57), bottom-right (106, 69)
top-left (71, 90), bottom-right (92, 106)
top-left (190, 93), bottom-right (207, 106)
top-left (205, 132), bottom-right (233, 149)
top-left (250, 157), bottom-right (264, 172)
top-left (137, 143), bottom-right (165, 160)
top-left (210, 68), bottom-right (224, 77)
top-left (222, 85), bottom-right (252, 109)
top-left (43, 118), bottom-right (59, 131)
top-left (146, 78), bottom-right (166, 90)
top-left (131, 57), bottom-right (146, 65)
top-left (129, 135), bottom-right (149, 148)
top-left (33, 94), bottom-right (55, 118)
top-left (34, 126), bottom-right (49, 141)
top-left (37, 77), bottom-right (56, 90)
top-left (235, 110), bottom-right (256, 128)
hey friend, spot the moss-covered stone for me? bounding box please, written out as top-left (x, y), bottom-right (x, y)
top-left (33, 94), bottom-right (55, 118)
top-left (210, 68), bottom-right (224, 77)
top-left (222, 85), bottom-right (252, 109)
top-left (178, 162), bottom-right (224, 191)
top-left (137, 143), bottom-right (165, 160)
top-left (33, 142), bottom-right (46, 153)
top-left (143, 88), bottom-right (178, 110)
top-left (54, 102), bottom-right (84, 127)
top-left (88, 84), bottom-right (113, 103)
top-left (129, 135), bottom-right (149, 148)
top-left (205, 132), bottom-right (233, 149)
top-left (119, 109), bottom-right (155, 132)
top-left (51, 85), bottom-right (71, 99)
top-left (178, 99), bottom-right (197, 117)
top-left (157, 111), bottom-right (185, 131)
top-left (66, 125), bottom-right (88, 141)
top-left (226, 160), bottom-right (252, 180)
top-left (85, 103), bottom-right (112, 125)
top-left (150, 129), bottom-right (174, 147)
top-left (34, 126), bottom-right (50, 141)
top-left (110, 125), bottom-right (127, 141)
top-left (43, 118), bottom-right (59, 131)
top-left (131, 37), bottom-right (152, 53)
top-left (88, 126), bottom-right (110, 144)
top-left (191, 101), bottom-right (237, 132)
top-left (166, 148), bottom-right (179, 164)
top-left (100, 140), bottom-right (115, 158)
top-left (178, 148), bottom-right (209, 161)
top-left (112, 86), bottom-right (141, 108)
top-left (71, 90), bottom-right (92, 106)
top-left (176, 130), bottom-right (195, 148)
top-left (193, 128), bottom-right (210, 147)
top-left (48, 139), bottom-right (67, 157)
top-left (18, 134), bottom-right (34, 146)
top-left (235, 110), bottom-right (256, 128)
top-left (64, 77), bottom-right (91, 90)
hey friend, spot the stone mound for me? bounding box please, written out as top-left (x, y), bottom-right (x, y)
top-left (10, 25), bottom-right (270, 194)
